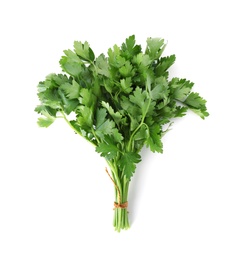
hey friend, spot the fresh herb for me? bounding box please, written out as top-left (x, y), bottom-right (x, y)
top-left (35, 35), bottom-right (209, 231)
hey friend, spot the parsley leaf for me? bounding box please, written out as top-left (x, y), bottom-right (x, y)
top-left (74, 41), bottom-right (95, 62)
top-left (155, 55), bottom-right (176, 77)
top-left (95, 136), bottom-right (119, 160)
top-left (146, 37), bottom-right (166, 60)
top-left (118, 152), bottom-right (141, 180)
top-left (95, 54), bottom-right (110, 77)
top-left (170, 78), bottom-right (194, 101)
top-left (60, 80), bottom-right (80, 99)
top-left (146, 124), bottom-right (163, 153)
top-left (60, 50), bottom-right (83, 77)
top-left (121, 35), bottom-right (142, 59)
top-left (184, 92), bottom-right (209, 119)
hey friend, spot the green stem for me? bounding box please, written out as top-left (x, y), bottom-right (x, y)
top-left (106, 161), bottom-right (128, 231)
top-left (127, 121), bottom-right (143, 151)
top-left (107, 161), bottom-right (122, 198)
top-left (127, 75), bottom-right (152, 152)
top-left (110, 171), bottom-right (130, 232)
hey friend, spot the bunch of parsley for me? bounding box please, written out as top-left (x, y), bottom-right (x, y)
top-left (35, 35), bottom-right (208, 231)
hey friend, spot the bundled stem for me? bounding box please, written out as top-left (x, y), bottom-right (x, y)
top-left (113, 182), bottom-right (130, 231)
top-left (106, 167), bottom-right (130, 232)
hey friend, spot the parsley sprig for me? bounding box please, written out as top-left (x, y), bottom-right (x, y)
top-left (35, 35), bottom-right (208, 231)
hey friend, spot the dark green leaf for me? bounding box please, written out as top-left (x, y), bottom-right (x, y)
top-left (102, 101), bottom-right (123, 125)
top-left (146, 124), bottom-right (163, 153)
top-left (96, 141), bottom-right (119, 160)
top-left (184, 92), bottom-right (209, 119)
top-left (155, 55), bottom-right (176, 76)
top-left (121, 35), bottom-right (142, 58)
top-left (118, 152), bottom-right (141, 180)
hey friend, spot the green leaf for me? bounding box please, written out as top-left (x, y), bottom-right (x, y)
top-left (184, 92), bottom-right (209, 119)
top-left (118, 152), bottom-right (141, 180)
top-left (133, 124), bottom-right (149, 151)
top-left (174, 106), bottom-right (188, 118)
top-left (146, 38), bottom-right (166, 59)
top-left (103, 78), bottom-right (115, 94)
top-left (37, 82), bottom-right (46, 93)
top-left (184, 92), bottom-right (206, 108)
top-left (155, 55), bottom-right (176, 77)
top-left (150, 77), bottom-right (170, 110)
top-left (96, 138), bottom-right (119, 160)
top-left (95, 108), bottom-right (107, 128)
top-left (77, 106), bottom-right (93, 128)
top-left (102, 101), bottom-right (123, 125)
top-left (60, 80), bottom-right (80, 99)
top-left (38, 88), bottom-right (62, 109)
top-left (61, 49), bottom-right (81, 63)
top-left (70, 120), bottom-right (82, 132)
top-left (95, 108), bottom-right (123, 142)
top-left (60, 50), bottom-right (83, 77)
top-left (120, 96), bottom-right (142, 129)
top-left (146, 124), bottom-right (163, 153)
top-left (170, 78), bottom-right (194, 101)
top-left (119, 61), bottom-right (134, 77)
top-left (36, 108), bottom-right (56, 128)
top-left (35, 105), bottom-right (45, 114)
top-left (34, 105), bottom-right (57, 117)
top-left (74, 41), bottom-right (95, 62)
top-left (37, 117), bottom-right (55, 127)
top-left (95, 118), bottom-right (116, 139)
top-left (79, 88), bottom-right (95, 107)
top-left (95, 54), bottom-right (110, 77)
top-left (122, 35), bottom-right (135, 52)
top-left (58, 89), bottom-right (79, 114)
top-left (133, 53), bottom-right (152, 68)
top-left (35, 105), bottom-right (57, 117)
top-left (51, 74), bottom-right (69, 86)
top-left (129, 87), bottom-right (149, 116)
top-left (133, 124), bottom-right (148, 141)
top-left (96, 143), bottom-right (118, 160)
top-left (120, 77), bottom-right (132, 94)
top-left (41, 73), bottom-right (68, 90)
top-left (151, 77), bottom-right (169, 101)
top-left (111, 128), bottom-right (124, 143)
top-left (121, 35), bottom-right (142, 58)
top-left (108, 45), bottom-right (126, 68)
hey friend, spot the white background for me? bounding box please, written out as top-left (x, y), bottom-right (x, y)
top-left (0, 0), bottom-right (225, 259)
